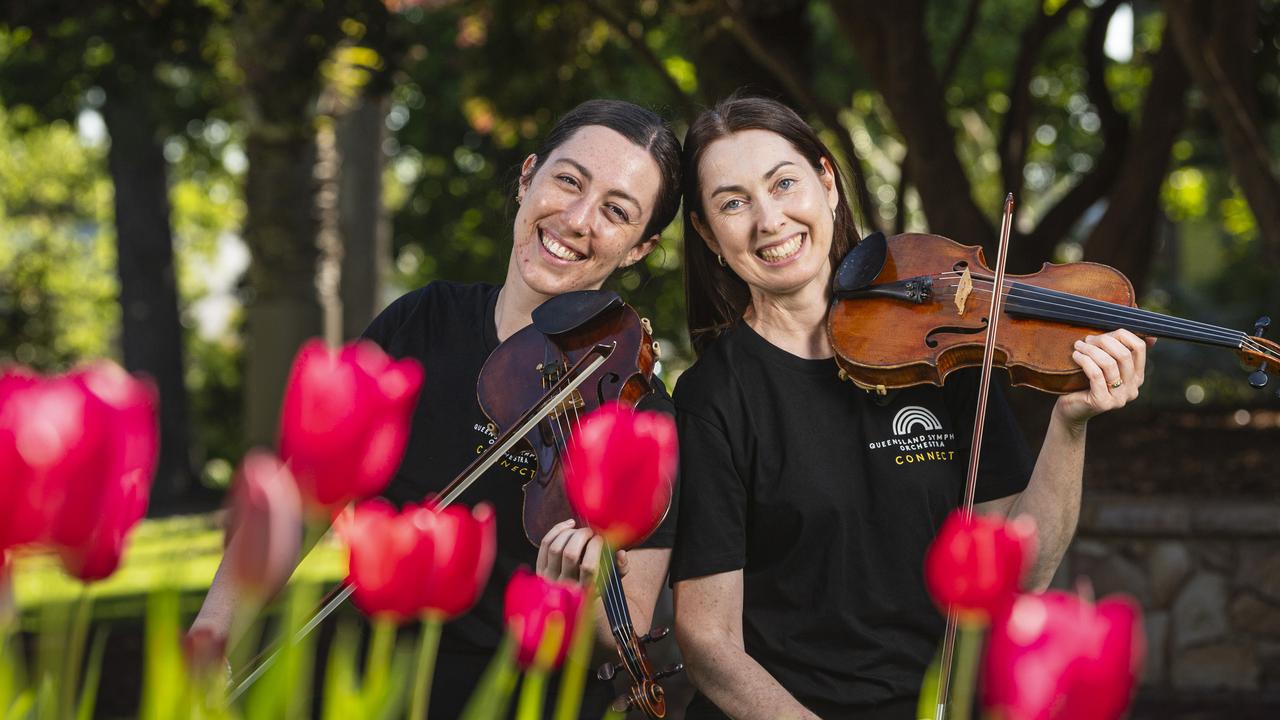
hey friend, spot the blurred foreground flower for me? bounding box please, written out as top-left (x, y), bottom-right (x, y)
top-left (503, 567), bottom-right (585, 670)
top-left (563, 402), bottom-right (677, 547)
top-left (983, 591), bottom-right (1144, 720)
top-left (0, 362), bottom-right (158, 581)
top-left (226, 450), bottom-right (303, 600)
top-left (925, 511), bottom-right (1037, 622)
top-left (278, 340), bottom-right (423, 513)
top-left (344, 498), bottom-right (496, 623)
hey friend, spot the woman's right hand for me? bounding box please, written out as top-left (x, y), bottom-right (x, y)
top-left (536, 518), bottom-right (627, 586)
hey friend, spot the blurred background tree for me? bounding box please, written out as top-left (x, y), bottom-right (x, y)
top-left (1, 0), bottom-right (1277, 512)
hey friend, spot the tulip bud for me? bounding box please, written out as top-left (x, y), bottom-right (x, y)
top-left (983, 591), bottom-right (1144, 720)
top-left (0, 363), bottom-right (158, 582)
top-left (563, 402), bottom-right (677, 548)
top-left (226, 450), bottom-right (303, 601)
top-left (344, 499), bottom-right (496, 624)
top-left (503, 567), bottom-right (585, 670)
top-left (925, 511), bottom-right (1036, 623)
top-left (278, 340), bottom-right (423, 513)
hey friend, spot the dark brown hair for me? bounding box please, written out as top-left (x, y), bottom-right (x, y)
top-left (530, 99), bottom-right (682, 241)
top-left (681, 96), bottom-right (860, 356)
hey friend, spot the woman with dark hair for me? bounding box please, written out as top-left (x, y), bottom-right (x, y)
top-left (669, 96), bottom-right (1148, 719)
top-left (191, 99), bottom-right (684, 718)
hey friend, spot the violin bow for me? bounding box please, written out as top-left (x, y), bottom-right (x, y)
top-left (227, 342), bottom-right (617, 702)
top-left (933, 193), bottom-right (1016, 720)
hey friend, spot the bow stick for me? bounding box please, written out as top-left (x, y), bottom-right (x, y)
top-left (933, 193), bottom-right (1016, 720)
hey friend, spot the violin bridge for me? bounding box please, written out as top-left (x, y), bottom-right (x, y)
top-left (546, 390), bottom-right (586, 421)
top-left (954, 268), bottom-right (973, 315)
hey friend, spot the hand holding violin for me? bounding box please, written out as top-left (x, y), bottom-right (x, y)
top-left (537, 518), bottom-right (630, 586)
top-left (1055, 330), bottom-right (1155, 428)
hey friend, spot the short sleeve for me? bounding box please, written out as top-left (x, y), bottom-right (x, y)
top-left (632, 377), bottom-right (679, 549)
top-left (947, 373), bottom-right (1034, 503)
top-left (668, 409), bottom-right (748, 583)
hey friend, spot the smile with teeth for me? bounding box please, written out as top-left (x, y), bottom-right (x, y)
top-left (540, 230), bottom-right (586, 262)
top-left (757, 233), bottom-right (805, 262)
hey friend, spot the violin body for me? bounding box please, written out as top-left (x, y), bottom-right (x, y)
top-left (476, 292), bottom-right (656, 545)
top-left (828, 232), bottom-right (1280, 395)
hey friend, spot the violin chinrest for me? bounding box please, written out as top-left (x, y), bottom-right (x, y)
top-left (834, 231), bottom-right (888, 295)
top-left (532, 289), bottom-right (625, 335)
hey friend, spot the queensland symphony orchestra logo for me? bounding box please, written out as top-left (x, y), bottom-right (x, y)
top-left (867, 405), bottom-right (958, 466)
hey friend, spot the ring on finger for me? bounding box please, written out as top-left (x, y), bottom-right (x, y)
top-left (1109, 378), bottom-right (1123, 389)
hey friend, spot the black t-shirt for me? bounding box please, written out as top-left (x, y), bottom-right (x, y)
top-left (361, 281), bottom-right (677, 716)
top-left (669, 322), bottom-right (1032, 719)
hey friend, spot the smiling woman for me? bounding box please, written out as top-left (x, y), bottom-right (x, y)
top-left (668, 95), bottom-right (1149, 720)
top-left (189, 99), bottom-right (684, 720)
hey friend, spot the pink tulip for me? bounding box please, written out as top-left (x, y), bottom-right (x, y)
top-left (503, 567), bottom-right (585, 670)
top-left (925, 511), bottom-right (1036, 622)
top-left (278, 340), bottom-right (423, 512)
top-left (563, 402), bottom-right (677, 548)
top-left (983, 591), bottom-right (1144, 720)
top-left (414, 501), bottom-right (497, 618)
top-left (0, 363), bottom-right (158, 582)
top-left (344, 499), bottom-right (496, 623)
top-left (225, 450), bottom-right (303, 600)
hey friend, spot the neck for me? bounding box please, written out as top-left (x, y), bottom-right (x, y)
top-left (745, 267), bottom-right (833, 359)
top-left (494, 265), bottom-right (552, 342)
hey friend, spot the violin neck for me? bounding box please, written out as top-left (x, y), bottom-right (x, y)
top-left (1004, 282), bottom-right (1245, 349)
top-left (598, 540), bottom-right (639, 644)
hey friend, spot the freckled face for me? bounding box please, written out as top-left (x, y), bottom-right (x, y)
top-left (695, 129), bottom-right (839, 302)
top-left (509, 125), bottom-right (663, 298)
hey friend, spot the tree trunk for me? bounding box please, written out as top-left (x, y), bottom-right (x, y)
top-left (235, 0), bottom-right (339, 446)
top-left (337, 94), bottom-right (389, 339)
top-left (101, 88), bottom-right (195, 514)
top-left (1083, 40), bottom-right (1190, 292)
top-left (1165, 0), bottom-right (1280, 265)
top-left (832, 0), bottom-right (995, 248)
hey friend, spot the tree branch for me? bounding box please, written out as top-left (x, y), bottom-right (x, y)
top-left (941, 0), bottom-right (983, 87)
top-left (997, 0), bottom-right (1084, 199)
top-left (1018, 0), bottom-right (1129, 267)
top-left (1164, 0), bottom-right (1280, 265)
top-left (582, 0), bottom-right (700, 119)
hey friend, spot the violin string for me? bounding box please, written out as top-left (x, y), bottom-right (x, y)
top-left (935, 273), bottom-right (1246, 343)
top-left (952, 283), bottom-right (1278, 360)
top-left (935, 281), bottom-right (1280, 364)
top-left (933, 275), bottom-right (1249, 347)
top-left (934, 271), bottom-right (1250, 344)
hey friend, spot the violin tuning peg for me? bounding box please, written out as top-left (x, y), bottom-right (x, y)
top-left (1249, 369), bottom-right (1269, 389)
top-left (596, 661), bottom-right (623, 681)
top-left (610, 694), bottom-right (634, 713)
top-left (1252, 316), bottom-right (1271, 336)
top-left (640, 625), bottom-right (670, 644)
top-left (654, 663), bottom-right (684, 681)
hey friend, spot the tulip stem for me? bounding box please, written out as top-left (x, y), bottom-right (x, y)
top-left (365, 617), bottom-right (396, 701)
top-left (516, 667), bottom-right (547, 720)
top-left (554, 549), bottom-right (602, 720)
top-left (949, 623), bottom-right (982, 720)
top-left (409, 613), bottom-right (443, 720)
top-left (61, 588), bottom-right (93, 719)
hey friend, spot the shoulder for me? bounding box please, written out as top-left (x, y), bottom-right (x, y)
top-left (362, 280), bottom-right (497, 348)
top-left (672, 327), bottom-right (746, 417)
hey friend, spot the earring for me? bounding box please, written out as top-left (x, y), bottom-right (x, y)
top-left (831, 207), bottom-right (837, 221)
top-left (717, 254), bottom-right (727, 267)
top-left (515, 194), bottom-right (522, 205)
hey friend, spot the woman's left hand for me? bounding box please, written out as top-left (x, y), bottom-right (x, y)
top-left (1054, 329), bottom-right (1153, 426)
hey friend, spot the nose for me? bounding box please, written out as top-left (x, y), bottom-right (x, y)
top-left (560, 196), bottom-right (592, 237)
top-left (755, 195), bottom-right (786, 237)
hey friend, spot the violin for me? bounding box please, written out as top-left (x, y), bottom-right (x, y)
top-left (438, 289), bottom-right (681, 718)
top-left (827, 230), bottom-right (1280, 395)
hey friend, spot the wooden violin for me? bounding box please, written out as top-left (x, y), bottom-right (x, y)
top-left (437, 289), bottom-right (681, 718)
top-left (827, 231), bottom-right (1280, 396)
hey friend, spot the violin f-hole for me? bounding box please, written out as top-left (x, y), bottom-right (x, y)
top-left (952, 260), bottom-right (969, 272)
top-left (925, 317), bottom-right (988, 348)
top-left (596, 372), bottom-right (621, 405)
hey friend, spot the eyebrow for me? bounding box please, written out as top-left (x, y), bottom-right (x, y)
top-left (709, 160), bottom-right (797, 197)
top-left (553, 158), bottom-right (643, 212)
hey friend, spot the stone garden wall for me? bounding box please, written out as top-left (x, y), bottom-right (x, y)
top-left (1055, 494), bottom-right (1280, 718)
